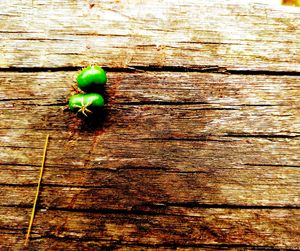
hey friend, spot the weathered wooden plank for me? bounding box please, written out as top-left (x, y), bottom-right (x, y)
top-left (0, 71), bottom-right (299, 210)
top-left (0, 166), bottom-right (299, 209)
top-left (1, 71), bottom-right (299, 172)
top-left (2, 103), bottom-right (299, 136)
top-left (0, 207), bottom-right (299, 250)
top-left (1, 72), bottom-right (300, 106)
top-left (0, 0), bottom-right (299, 71)
top-left (1, 129), bottom-right (299, 169)
top-left (1, 72), bottom-right (299, 137)
top-left (2, 71), bottom-right (300, 105)
top-left (1, 45), bottom-right (299, 249)
top-left (1, 0), bottom-right (299, 250)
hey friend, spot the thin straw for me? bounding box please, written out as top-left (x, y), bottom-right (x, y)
top-left (25, 134), bottom-right (49, 246)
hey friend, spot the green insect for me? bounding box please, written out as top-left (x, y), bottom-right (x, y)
top-left (69, 93), bottom-right (104, 117)
top-left (76, 65), bottom-right (107, 92)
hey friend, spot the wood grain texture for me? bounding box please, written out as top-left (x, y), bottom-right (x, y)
top-left (0, 0), bottom-right (300, 71)
top-left (1, 0), bottom-right (300, 250)
top-left (0, 207), bottom-right (299, 250)
top-left (0, 70), bottom-right (300, 249)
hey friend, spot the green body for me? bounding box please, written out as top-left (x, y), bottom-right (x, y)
top-left (69, 93), bottom-right (104, 115)
top-left (76, 66), bottom-right (107, 92)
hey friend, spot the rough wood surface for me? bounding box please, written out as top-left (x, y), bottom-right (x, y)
top-left (1, 0), bottom-right (300, 250)
top-left (0, 207), bottom-right (299, 250)
top-left (1, 71), bottom-right (300, 250)
top-left (0, 0), bottom-right (300, 71)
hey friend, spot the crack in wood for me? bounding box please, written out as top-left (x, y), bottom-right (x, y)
top-left (1, 66), bottom-right (300, 76)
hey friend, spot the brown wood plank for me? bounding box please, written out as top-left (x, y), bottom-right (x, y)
top-left (1, 72), bottom-right (300, 106)
top-left (0, 71), bottom-right (299, 212)
top-left (1, 0), bottom-right (300, 249)
top-left (0, 207), bottom-right (299, 250)
top-left (0, 0), bottom-right (299, 71)
top-left (0, 164), bottom-right (299, 209)
top-left (1, 71), bottom-right (299, 136)
top-left (1, 134), bottom-right (299, 176)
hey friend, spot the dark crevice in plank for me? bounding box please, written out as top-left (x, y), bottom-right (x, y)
top-left (11, 37), bottom-right (75, 41)
top-left (178, 41), bottom-right (241, 45)
top-left (0, 97), bottom-right (45, 101)
top-left (130, 65), bottom-right (228, 73)
top-left (0, 163), bottom-right (40, 167)
top-left (131, 66), bottom-right (300, 76)
top-left (116, 102), bottom-right (240, 109)
top-left (0, 127), bottom-right (69, 131)
top-left (0, 163), bottom-right (165, 171)
top-left (1, 66), bottom-right (300, 76)
top-left (3, 201), bottom-right (300, 211)
top-left (22, 102), bottom-right (68, 107)
top-left (132, 134), bottom-right (300, 140)
top-left (0, 66), bottom-right (137, 73)
top-left (64, 33), bottom-right (130, 37)
top-left (0, 98), bottom-right (68, 106)
top-left (36, 206), bottom-right (185, 217)
top-left (0, 97), bottom-right (291, 108)
top-left (160, 202), bottom-right (300, 210)
top-left (0, 231), bottom-right (21, 236)
top-left (0, 145), bottom-right (43, 149)
top-left (0, 183), bottom-right (116, 189)
top-left (0, 162), bottom-right (130, 171)
top-left (3, 98), bottom-right (286, 108)
top-left (0, 205), bottom-right (188, 219)
top-left (0, 183), bottom-right (36, 187)
top-left (1, 127), bottom-right (299, 137)
top-left (227, 69), bottom-right (300, 76)
top-left (224, 133), bottom-right (300, 139)
top-left (244, 163), bottom-right (300, 168)
top-left (26, 237), bottom-right (296, 251)
top-left (115, 101), bottom-right (210, 105)
top-left (0, 163), bottom-right (245, 172)
top-left (138, 137), bottom-right (231, 142)
top-left (6, 181), bottom-right (299, 190)
top-left (233, 104), bottom-right (287, 107)
top-left (0, 66), bottom-right (81, 72)
top-left (0, 30), bottom-right (35, 34)
top-left (0, 227), bottom-right (25, 232)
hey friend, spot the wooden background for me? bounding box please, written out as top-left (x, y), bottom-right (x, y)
top-left (0, 0), bottom-right (300, 250)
